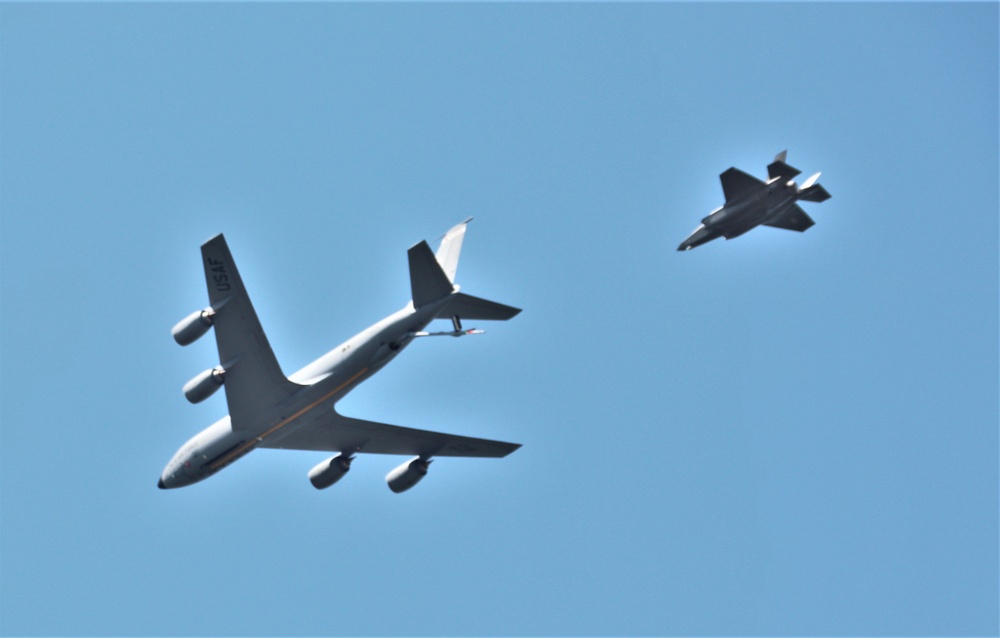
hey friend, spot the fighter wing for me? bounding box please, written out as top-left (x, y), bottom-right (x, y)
top-left (259, 408), bottom-right (521, 458)
top-left (763, 205), bottom-right (815, 232)
top-left (201, 234), bottom-right (302, 429)
top-left (720, 168), bottom-right (766, 203)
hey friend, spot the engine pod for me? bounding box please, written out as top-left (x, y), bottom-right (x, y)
top-left (172, 309), bottom-right (214, 346)
top-left (386, 457), bottom-right (430, 493)
top-left (183, 367), bottom-right (225, 404)
top-left (308, 454), bottom-right (352, 490)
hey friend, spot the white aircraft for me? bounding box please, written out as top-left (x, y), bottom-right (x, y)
top-left (159, 219), bottom-right (521, 493)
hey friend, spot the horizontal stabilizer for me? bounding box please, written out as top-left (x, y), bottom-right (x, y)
top-left (408, 240), bottom-right (454, 308)
top-left (768, 150), bottom-right (802, 180)
top-left (764, 205), bottom-right (815, 232)
top-left (798, 183), bottom-right (831, 202)
top-left (437, 292), bottom-right (521, 321)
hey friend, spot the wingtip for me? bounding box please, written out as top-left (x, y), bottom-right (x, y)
top-left (202, 232), bottom-right (226, 248)
top-left (445, 217), bottom-right (474, 236)
top-left (408, 238), bottom-right (433, 252)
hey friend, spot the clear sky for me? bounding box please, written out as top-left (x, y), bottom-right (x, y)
top-left (1, 3), bottom-right (997, 636)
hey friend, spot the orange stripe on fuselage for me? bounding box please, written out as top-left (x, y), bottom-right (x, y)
top-left (208, 367), bottom-right (369, 471)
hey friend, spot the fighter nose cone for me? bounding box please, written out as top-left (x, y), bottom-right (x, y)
top-left (678, 225), bottom-right (711, 251)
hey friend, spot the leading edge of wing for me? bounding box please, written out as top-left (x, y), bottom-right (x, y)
top-left (201, 234), bottom-right (303, 428)
top-left (259, 409), bottom-right (521, 458)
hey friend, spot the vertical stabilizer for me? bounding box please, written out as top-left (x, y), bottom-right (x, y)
top-left (767, 149), bottom-right (802, 180)
top-left (408, 240), bottom-right (454, 308)
top-left (435, 217), bottom-right (472, 283)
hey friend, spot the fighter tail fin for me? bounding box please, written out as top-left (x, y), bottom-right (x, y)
top-left (767, 150), bottom-right (802, 180)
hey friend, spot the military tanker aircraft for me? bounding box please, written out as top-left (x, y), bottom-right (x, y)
top-left (678, 151), bottom-right (831, 251)
top-left (160, 219), bottom-right (521, 493)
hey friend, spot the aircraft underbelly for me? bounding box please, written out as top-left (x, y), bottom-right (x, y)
top-left (724, 210), bottom-right (766, 238)
top-left (249, 311), bottom-right (438, 450)
top-left (726, 197), bottom-right (794, 238)
top-left (266, 372), bottom-right (364, 434)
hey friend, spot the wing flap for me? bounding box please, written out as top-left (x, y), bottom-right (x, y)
top-left (259, 409), bottom-right (520, 458)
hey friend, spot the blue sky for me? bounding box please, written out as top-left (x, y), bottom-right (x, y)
top-left (1, 3), bottom-right (996, 636)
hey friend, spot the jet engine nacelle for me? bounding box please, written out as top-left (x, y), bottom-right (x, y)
top-left (386, 457), bottom-right (431, 493)
top-left (308, 454), bottom-right (353, 490)
top-left (172, 309), bottom-right (215, 346)
top-left (183, 367), bottom-right (225, 404)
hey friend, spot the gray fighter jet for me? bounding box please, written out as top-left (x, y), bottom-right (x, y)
top-left (678, 151), bottom-right (831, 251)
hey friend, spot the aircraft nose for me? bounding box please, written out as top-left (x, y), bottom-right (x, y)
top-left (158, 478), bottom-right (166, 489)
top-left (678, 225), bottom-right (711, 251)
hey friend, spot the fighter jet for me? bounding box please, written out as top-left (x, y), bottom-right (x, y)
top-left (160, 219), bottom-right (521, 493)
top-left (678, 151), bottom-right (831, 251)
